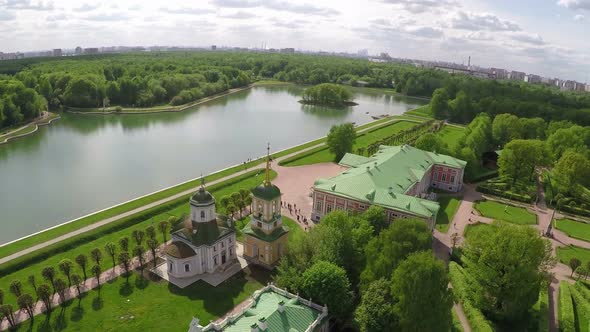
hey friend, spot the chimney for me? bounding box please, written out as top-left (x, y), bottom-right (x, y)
top-left (278, 300), bottom-right (285, 313)
top-left (258, 317), bottom-right (267, 331)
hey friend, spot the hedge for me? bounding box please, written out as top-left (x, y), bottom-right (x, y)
top-left (476, 185), bottom-right (535, 203)
top-left (557, 204), bottom-right (590, 218)
top-left (534, 289), bottom-right (549, 332)
top-left (449, 262), bottom-right (494, 332)
top-left (0, 169), bottom-right (264, 278)
top-left (468, 170), bottom-right (499, 183)
top-left (559, 282), bottom-right (576, 332)
top-left (575, 282), bottom-right (590, 301)
top-left (570, 284), bottom-right (590, 330)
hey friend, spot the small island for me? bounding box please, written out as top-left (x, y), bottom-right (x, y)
top-left (300, 83), bottom-right (358, 107)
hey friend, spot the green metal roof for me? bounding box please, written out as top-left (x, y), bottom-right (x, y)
top-left (314, 145), bottom-right (465, 218)
top-left (164, 241), bottom-right (195, 258)
top-left (252, 184), bottom-right (281, 200)
top-left (191, 187), bottom-right (214, 204)
top-left (175, 220), bottom-right (233, 246)
top-left (242, 222), bottom-right (289, 242)
top-left (215, 289), bottom-right (322, 332)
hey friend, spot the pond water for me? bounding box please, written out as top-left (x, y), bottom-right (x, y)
top-left (0, 85), bottom-right (426, 244)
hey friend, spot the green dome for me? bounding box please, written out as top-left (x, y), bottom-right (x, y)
top-left (252, 183), bottom-right (281, 200)
top-left (191, 187), bottom-right (214, 204)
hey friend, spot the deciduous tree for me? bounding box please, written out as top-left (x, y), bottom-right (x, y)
top-left (326, 123), bottom-right (356, 161)
top-left (355, 278), bottom-right (396, 332)
top-left (301, 261), bottom-right (353, 320)
top-left (75, 254), bottom-right (88, 280)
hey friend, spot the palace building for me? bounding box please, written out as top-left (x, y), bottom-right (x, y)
top-left (311, 145), bottom-right (466, 229)
top-left (242, 145), bottom-right (289, 269)
top-left (163, 179), bottom-right (237, 279)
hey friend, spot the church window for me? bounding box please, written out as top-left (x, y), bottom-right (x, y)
top-left (229, 237), bottom-right (232, 243)
top-left (168, 263), bottom-right (173, 272)
top-left (213, 246), bottom-right (217, 252)
top-left (272, 203), bottom-right (276, 214)
top-left (200, 211), bottom-right (205, 220)
top-left (273, 221), bottom-right (277, 227)
top-left (214, 257), bottom-right (218, 265)
top-left (257, 221), bottom-right (262, 228)
top-left (184, 264), bottom-right (190, 272)
top-left (221, 242), bottom-right (225, 248)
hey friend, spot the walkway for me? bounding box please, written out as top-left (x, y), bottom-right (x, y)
top-left (0, 117), bottom-right (406, 265)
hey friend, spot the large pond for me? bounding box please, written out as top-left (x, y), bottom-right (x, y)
top-left (0, 85), bottom-right (426, 244)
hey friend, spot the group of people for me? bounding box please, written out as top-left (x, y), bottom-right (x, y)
top-left (281, 201), bottom-right (309, 225)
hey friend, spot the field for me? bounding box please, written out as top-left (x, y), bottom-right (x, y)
top-left (435, 196), bottom-right (462, 233)
top-left (281, 120), bottom-right (419, 166)
top-left (474, 200), bottom-right (537, 225)
top-left (557, 245), bottom-right (590, 266)
top-left (11, 266), bottom-right (271, 331)
top-left (0, 170), bottom-right (281, 309)
top-left (555, 218), bottom-right (590, 242)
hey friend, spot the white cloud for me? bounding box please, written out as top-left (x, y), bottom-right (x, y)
top-left (509, 32), bottom-right (545, 45)
top-left (3, 0), bottom-right (54, 11)
top-left (84, 12), bottom-right (131, 22)
top-left (160, 7), bottom-right (215, 15)
top-left (73, 3), bottom-right (100, 12)
top-left (449, 11), bottom-right (521, 31)
top-left (0, 10), bottom-right (16, 20)
top-left (380, 0), bottom-right (457, 14)
top-left (211, 0), bottom-right (339, 15)
top-left (574, 14), bottom-right (585, 20)
top-left (221, 11), bottom-right (257, 19)
top-left (558, 0), bottom-right (590, 10)
top-left (464, 31), bottom-right (494, 41)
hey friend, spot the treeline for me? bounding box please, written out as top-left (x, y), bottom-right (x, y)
top-left (0, 79), bottom-right (45, 128)
top-left (430, 80), bottom-right (590, 126)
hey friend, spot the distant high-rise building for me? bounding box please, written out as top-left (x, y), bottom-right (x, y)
top-left (509, 71), bottom-right (526, 81)
top-left (280, 48), bottom-right (295, 54)
top-left (52, 49), bottom-right (62, 57)
top-left (75, 46), bottom-right (82, 55)
top-left (490, 68), bottom-right (508, 80)
top-left (211, 45), bottom-right (217, 50)
top-left (83, 48), bottom-right (99, 55)
top-left (585, 84), bottom-right (590, 92)
top-left (357, 49), bottom-right (369, 57)
top-left (525, 74), bottom-right (541, 84)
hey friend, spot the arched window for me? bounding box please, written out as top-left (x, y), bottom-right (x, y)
top-left (184, 264), bottom-right (190, 272)
top-left (168, 263), bottom-right (173, 272)
top-left (200, 210), bottom-right (205, 220)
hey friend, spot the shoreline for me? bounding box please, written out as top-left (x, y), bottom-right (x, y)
top-left (66, 84), bottom-right (256, 115)
top-left (0, 114), bottom-right (61, 145)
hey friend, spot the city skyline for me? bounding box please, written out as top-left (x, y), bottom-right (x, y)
top-left (0, 0), bottom-right (589, 81)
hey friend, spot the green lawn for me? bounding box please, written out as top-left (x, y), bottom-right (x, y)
top-left (463, 223), bottom-right (493, 238)
top-left (557, 245), bottom-right (590, 267)
top-left (0, 170), bottom-right (277, 308)
top-left (0, 123), bottom-right (36, 142)
top-left (437, 126), bottom-right (465, 150)
top-left (436, 196), bottom-right (462, 233)
top-left (555, 218), bottom-right (590, 242)
top-left (404, 104), bottom-right (432, 118)
top-left (282, 120), bottom-right (419, 166)
top-left (474, 200), bottom-right (537, 225)
top-left (12, 266), bottom-right (271, 331)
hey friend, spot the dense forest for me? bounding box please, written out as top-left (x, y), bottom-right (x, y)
top-left (1, 51), bottom-right (590, 130)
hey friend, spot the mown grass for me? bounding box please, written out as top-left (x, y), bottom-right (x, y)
top-left (555, 218), bottom-right (590, 242)
top-left (11, 266), bottom-right (271, 332)
top-left (404, 104), bottom-right (432, 118)
top-left (474, 200), bottom-right (537, 225)
top-left (0, 123), bottom-right (36, 142)
top-left (281, 120), bottom-right (419, 166)
top-left (557, 245), bottom-right (590, 267)
top-left (437, 125), bottom-right (465, 150)
top-left (435, 196), bottom-right (462, 233)
top-left (0, 170), bottom-right (278, 308)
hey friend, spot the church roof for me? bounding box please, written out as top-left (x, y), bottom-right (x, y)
top-left (175, 219), bottom-right (234, 246)
top-left (191, 187), bottom-right (214, 205)
top-left (252, 183), bottom-right (281, 200)
top-left (164, 241), bottom-right (196, 259)
top-left (243, 222), bottom-right (289, 242)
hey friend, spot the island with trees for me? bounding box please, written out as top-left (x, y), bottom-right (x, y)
top-left (300, 83), bottom-right (357, 107)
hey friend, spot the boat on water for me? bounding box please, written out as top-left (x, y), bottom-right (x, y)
top-left (371, 114), bottom-right (391, 120)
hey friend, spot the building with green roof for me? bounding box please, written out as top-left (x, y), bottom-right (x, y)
top-left (242, 144), bottom-right (289, 269)
top-left (189, 284), bottom-right (328, 332)
top-left (311, 145), bottom-right (466, 229)
top-left (163, 179), bottom-right (237, 281)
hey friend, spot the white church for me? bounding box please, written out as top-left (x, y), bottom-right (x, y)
top-left (163, 180), bottom-right (237, 278)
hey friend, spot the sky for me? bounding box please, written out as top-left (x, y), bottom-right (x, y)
top-left (0, 0), bottom-right (589, 81)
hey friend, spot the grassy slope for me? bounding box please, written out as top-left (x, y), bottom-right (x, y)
top-left (555, 218), bottom-right (590, 242)
top-left (404, 104), bottom-right (432, 118)
top-left (0, 123), bottom-right (36, 141)
top-left (435, 196), bottom-right (462, 233)
top-left (437, 126), bottom-right (465, 150)
top-left (282, 120), bottom-right (419, 166)
top-left (474, 200), bottom-right (537, 225)
top-left (0, 171), bottom-right (278, 308)
top-left (13, 267), bottom-right (271, 332)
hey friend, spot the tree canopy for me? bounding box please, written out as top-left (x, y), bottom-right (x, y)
top-left (301, 83), bottom-right (355, 106)
top-left (326, 123), bottom-right (356, 161)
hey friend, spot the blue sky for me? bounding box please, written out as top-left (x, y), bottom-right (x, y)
top-left (0, 0), bottom-right (588, 81)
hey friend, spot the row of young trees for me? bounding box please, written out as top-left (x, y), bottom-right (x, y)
top-left (218, 189), bottom-right (252, 219)
top-left (275, 208), bottom-right (454, 331)
top-left (0, 217), bottom-right (176, 328)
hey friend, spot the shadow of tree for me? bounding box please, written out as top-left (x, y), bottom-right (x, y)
top-left (70, 304), bottom-right (84, 322)
top-left (135, 276), bottom-right (149, 290)
top-left (92, 296), bottom-right (103, 311)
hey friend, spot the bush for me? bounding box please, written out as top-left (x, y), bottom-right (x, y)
top-left (558, 281), bottom-right (575, 332)
top-left (170, 95), bottom-right (184, 106)
top-left (476, 184), bottom-right (535, 203)
top-left (448, 262), bottom-right (494, 332)
top-left (114, 106), bottom-right (123, 112)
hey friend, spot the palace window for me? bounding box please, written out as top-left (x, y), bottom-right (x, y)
top-left (168, 263), bottom-right (173, 272)
top-left (214, 257), bottom-right (218, 265)
top-left (451, 175), bottom-right (455, 183)
top-left (213, 246), bottom-right (217, 252)
top-left (327, 204), bottom-right (333, 213)
top-left (257, 221), bottom-right (262, 228)
top-left (184, 264), bottom-right (190, 272)
top-left (442, 174), bottom-right (446, 182)
top-left (221, 242), bottom-right (224, 248)
top-left (229, 237), bottom-right (232, 243)
top-left (273, 221), bottom-right (277, 227)
top-left (316, 201), bottom-right (323, 212)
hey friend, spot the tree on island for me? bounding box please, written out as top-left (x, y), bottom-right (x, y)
top-left (327, 123), bottom-right (356, 161)
top-left (300, 83), bottom-right (356, 106)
